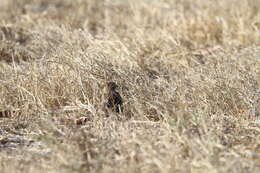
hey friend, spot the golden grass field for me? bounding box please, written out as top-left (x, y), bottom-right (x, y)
top-left (0, 0), bottom-right (259, 172)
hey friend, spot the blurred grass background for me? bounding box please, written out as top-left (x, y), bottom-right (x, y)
top-left (0, 0), bottom-right (259, 173)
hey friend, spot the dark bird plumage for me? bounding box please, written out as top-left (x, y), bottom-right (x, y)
top-left (106, 82), bottom-right (123, 113)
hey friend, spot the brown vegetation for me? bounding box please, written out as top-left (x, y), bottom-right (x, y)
top-left (0, 0), bottom-right (259, 172)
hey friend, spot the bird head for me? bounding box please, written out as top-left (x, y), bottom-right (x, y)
top-left (107, 82), bottom-right (119, 91)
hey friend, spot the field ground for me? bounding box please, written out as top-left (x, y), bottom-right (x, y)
top-left (0, 0), bottom-right (259, 172)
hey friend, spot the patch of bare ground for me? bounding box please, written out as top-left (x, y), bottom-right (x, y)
top-left (0, 0), bottom-right (259, 173)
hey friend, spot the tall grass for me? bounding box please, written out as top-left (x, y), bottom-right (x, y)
top-left (0, 0), bottom-right (259, 172)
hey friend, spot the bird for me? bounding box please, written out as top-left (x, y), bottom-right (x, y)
top-left (106, 82), bottom-right (123, 113)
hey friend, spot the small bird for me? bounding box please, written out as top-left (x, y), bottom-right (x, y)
top-left (106, 82), bottom-right (123, 113)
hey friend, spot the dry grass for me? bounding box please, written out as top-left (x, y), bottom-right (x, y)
top-left (0, 0), bottom-right (259, 172)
